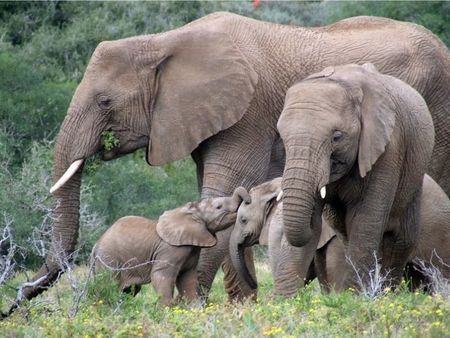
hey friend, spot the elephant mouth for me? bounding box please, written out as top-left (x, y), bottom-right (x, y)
top-left (217, 212), bottom-right (238, 227)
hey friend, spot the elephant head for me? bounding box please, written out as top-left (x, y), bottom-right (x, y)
top-left (277, 63), bottom-right (397, 247)
top-left (24, 24), bottom-right (257, 300)
top-left (157, 187), bottom-right (250, 247)
top-left (229, 177), bottom-right (282, 289)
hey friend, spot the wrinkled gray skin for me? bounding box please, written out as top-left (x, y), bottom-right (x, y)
top-left (230, 177), bottom-right (321, 297)
top-left (278, 63), bottom-right (435, 290)
top-left (20, 13), bottom-right (450, 306)
top-left (315, 174), bottom-right (450, 292)
top-left (233, 175), bottom-right (449, 296)
top-left (92, 187), bottom-right (249, 306)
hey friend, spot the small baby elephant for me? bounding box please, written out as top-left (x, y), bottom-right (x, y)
top-left (230, 177), bottom-right (319, 297)
top-left (92, 186), bottom-right (250, 306)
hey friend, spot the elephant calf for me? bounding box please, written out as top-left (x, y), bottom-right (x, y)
top-left (92, 187), bottom-right (250, 306)
top-left (230, 177), bottom-right (320, 297)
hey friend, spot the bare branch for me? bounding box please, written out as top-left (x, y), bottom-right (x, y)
top-left (346, 251), bottom-right (392, 299)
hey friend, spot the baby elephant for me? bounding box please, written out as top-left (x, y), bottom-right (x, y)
top-left (230, 177), bottom-right (319, 297)
top-left (92, 186), bottom-right (250, 306)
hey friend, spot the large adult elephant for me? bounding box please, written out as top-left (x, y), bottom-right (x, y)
top-left (19, 12), bottom-right (450, 304)
top-left (278, 63), bottom-right (435, 289)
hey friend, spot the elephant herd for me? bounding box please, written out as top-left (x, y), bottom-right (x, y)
top-left (6, 12), bottom-right (450, 313)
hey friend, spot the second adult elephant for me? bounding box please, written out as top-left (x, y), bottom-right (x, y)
top-left (21, 12), bottom-right (450, 305)
top-left (232, 176), bottom-right (450, 296)
top-left (278, 63), bottom-right (435, 290)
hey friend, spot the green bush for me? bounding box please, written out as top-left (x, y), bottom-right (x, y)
top-left (0, 52), bottom-right (76, 167)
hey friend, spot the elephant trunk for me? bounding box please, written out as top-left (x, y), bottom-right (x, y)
top-left (229, 236), bottom-right (258, 290)
top-left (232, 186), bottom-right (251, 207)
top-left (282, 136), bottom-right (328, 247)
top-left (20, 111), bottom-right (88, 302)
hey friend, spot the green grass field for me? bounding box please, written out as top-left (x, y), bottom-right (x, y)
top-left (1, 261), bottom-right (449, 338)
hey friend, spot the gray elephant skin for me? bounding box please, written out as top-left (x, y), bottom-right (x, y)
top-left (22, 12), bottom-right (450, 304)
top-left (315, 174), bottom-right (450, 292)
top-left (230, 177), bottom-right (319, 297)
top-left (278, 63), bottom-right (435, 290)
top-left (232, 175), bottom-right (449, 296)
top-left (92, 187), bottom-right (249, 306)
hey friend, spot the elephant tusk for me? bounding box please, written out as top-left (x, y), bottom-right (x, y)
top-left (50, 159), bottom-right (84, 193)
top-left (276, 190), bottom-right (283, 202)
top-left (320, 186), bottom-right (326, 199)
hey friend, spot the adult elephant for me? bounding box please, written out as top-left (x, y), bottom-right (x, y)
top-left (19, 12), bottom-right (450, 304)
top-left (277, 63), bottom-right (435, 289)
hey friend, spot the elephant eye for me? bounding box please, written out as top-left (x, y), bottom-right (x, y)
top-left (97, 95), bottom-right (112, 110)
top-left (216, 204), bottom-right (222, 210)
top-left (241, 216), bottom-right (247, 224)
top-left (332, 130), bottom-right (344, 143)
top-left (244, 200), bottom-right (251, 205)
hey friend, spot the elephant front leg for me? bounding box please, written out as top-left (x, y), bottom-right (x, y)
top-left (380, 191), bottom-right (421, 288)
top-left (151, 270), bottom-right (177, 307)
top-left (195, 129), bottom-right (276, 301)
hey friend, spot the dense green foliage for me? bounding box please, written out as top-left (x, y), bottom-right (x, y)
top-left (1, 264), bottom-right (449, 337)
top-left (0, 0), bottom-right (448, 270)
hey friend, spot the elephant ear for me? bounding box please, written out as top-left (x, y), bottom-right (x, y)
top-left (259, 223), bottom-right (269, 246)
top-left (147, 27), bottom-right (258, 165)
top-left (317, 221), bottom-right (337, 249)
top-left (356, 65), bottom-right (396, 178)
top-left (251, 177), bottom-right (282, 204)
top-left (156, 204), bottom-right (217, 248)
top-left (324, 63), bottom-right (396, 178)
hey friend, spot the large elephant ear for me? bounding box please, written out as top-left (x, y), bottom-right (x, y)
top-left (323, 63), bottom-right (396, 178)
top-left (147, 27), bottom-right (258, 165)
top-left (156, 204), bottom-right (217, 248)
top-left (356, 64), bottom-right (396, 178)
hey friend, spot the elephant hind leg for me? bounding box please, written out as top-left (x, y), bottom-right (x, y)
top-left (176, 268), bottom-right (199, 303)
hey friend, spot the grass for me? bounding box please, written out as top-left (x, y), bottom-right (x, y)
top-left (1, 261), bottom-right (449, 338)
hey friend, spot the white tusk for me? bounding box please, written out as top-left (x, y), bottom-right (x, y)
top-left (50, 159), bottom-right (84, 193)
top-left (320, 186), bottom-right (326, 199)
top-left (276, 190), bottom-right (283, 202)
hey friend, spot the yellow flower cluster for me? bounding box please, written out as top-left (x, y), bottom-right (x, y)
top-left (262, 326), bottom-right (285, 336)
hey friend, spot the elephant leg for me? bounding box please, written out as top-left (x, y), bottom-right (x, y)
top-left (314, 248), bottom-right (330, 293)
top-left (266, 137), bottom-right (285, 180)
top-left (195, 128), bottom-right (275, 301)
top-left (424, 80), bottom-right (450, 197)
top-left (151, 270), bottom-right (177, 307)
top-left (318, 237), bottom-right (349, 293)
top-left (380, 193), bottom-right (420, 288)
top-left (176, 268), bottom-right (199, 303)
top-left (274, 235), bottom-right (319, 298)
